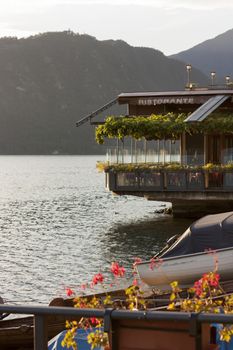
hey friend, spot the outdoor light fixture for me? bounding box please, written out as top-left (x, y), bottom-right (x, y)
top-left (186, 64), bottom-right (192, 87)
top-left (210, 71), bottom-right (216, 86)
top-left (226, 76), bottom-right (230, 85)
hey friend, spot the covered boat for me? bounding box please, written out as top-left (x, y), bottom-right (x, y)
top-left (136, 212), bottom-right (233, 288)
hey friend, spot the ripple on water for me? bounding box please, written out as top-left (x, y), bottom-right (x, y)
top-left (0, 156), bottom-right (192, 304)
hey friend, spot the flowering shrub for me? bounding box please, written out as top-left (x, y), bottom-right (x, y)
top-left (62, 256), bottom-right (233, 349)
top-left (62, 260), bottom-right (143, 349)
top-left (167, 271), bottom-right (233, 342)
top-left (167, 272), bottom-right (222, 313)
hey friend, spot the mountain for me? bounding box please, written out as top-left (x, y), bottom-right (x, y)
top-left (0, 31), bottom-right (207, 154)
top-left (171, 29), bottom-right (233, 84)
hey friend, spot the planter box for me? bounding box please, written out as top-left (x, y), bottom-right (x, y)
top-left (110, 318), bottom-right (213, 350)
top-left (139, 172), bottom-right (163, 191)
top-left (207, 172), bottom-right (223, 189)
top-left (187, 171), bottom-right (205, 190)
top-left (166, 172), bottom-right (187, 191)
top-left (223, 172), bottom-right (233, 190)
top-left (116, 172), bottom-right (139, 189)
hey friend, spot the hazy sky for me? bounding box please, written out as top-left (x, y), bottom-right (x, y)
top-left (1, 0), bottom-right (233, 55)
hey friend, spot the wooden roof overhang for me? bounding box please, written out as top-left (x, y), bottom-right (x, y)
top-left (76, 89), bottom-right (233, 127)
top-left (117, 89), bottom-right (233, 123)
top-left (117, 89), bottom-right (233, 104)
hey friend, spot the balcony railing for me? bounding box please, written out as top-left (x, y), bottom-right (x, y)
top-left (107, 170), bottom-right (233, 192)
top-left (1, 303), bottom-right (233, 350)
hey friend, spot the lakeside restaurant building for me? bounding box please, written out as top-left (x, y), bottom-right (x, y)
top-left (76, 87), bottom-right (233, 218)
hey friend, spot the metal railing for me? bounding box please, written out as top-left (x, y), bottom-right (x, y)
top-left (76, 98), bottom-right (118, 127)
top-left (108, 170), bottom-right (233, 192)
top-left (1, 304), bottom-right (233, 350)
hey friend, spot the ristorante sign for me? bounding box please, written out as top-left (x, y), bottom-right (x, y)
top-left (137, 96), bottom-right (208, 105)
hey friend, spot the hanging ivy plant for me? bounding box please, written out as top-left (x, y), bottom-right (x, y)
top-left (95, 113), bottom-right (233, 144)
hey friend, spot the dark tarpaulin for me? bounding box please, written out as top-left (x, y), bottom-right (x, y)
top-left (160, 212), bottom-right (233, 258)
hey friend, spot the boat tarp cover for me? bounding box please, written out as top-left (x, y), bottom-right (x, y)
top-left (160, 212), bottom-right (233, 258)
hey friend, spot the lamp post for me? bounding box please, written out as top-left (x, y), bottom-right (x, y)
top-left (186, 64), bottom-right (192, 87)
top-left (226, 76), bottom-right (230, 85)
top-left (210, 71), bottom-right (216, 86)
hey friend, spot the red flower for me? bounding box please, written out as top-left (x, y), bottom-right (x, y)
top-left (110, 262), bottom-right (125, 277)
top-left (65, 288), bottom-right (74, 297)
top-left (192, 272), bottom-right (220, 297)
top-left (133, 257), bottom-right (142, 267)
top-left (208, 273), bottom-right (220, 287)
top-left (81, 283), bottom-right (87, 290)
top-left (193, 280), bottom-right (203, 296)
top-left (149, 257), bottom-right (163, 270)
top-left (90, 317), bottom-right (100, 326)
top-left (92, 273), bottom-right (104, 285)
top-left (133, 278), bottom-right (138, 286)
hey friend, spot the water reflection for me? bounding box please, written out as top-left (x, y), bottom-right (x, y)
top-left (102, 216), bottom-right (193, 266)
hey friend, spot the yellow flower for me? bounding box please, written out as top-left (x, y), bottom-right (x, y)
top-left (167, 302), bottom-right (175, 310)
top-left (170, 281), bottom-right (178, 289)
top-left (103, 295), bottom-right (113, 306)
top-left (170, 292), bottom-right (176, 301)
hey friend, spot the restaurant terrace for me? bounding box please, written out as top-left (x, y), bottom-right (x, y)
top-left (76, 86), bottom-right (233, 218)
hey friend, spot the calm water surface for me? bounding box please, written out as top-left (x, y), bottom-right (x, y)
top-left (0, 156), bottom-right (192, 304)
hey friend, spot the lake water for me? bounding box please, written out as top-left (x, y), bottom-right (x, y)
top-left (0, 156), bottom-right (192, 305)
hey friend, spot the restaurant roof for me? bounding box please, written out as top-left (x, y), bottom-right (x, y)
top-left (185, 95), bottom-right (230, 122)
top-left (76, 88), bottom-right (233, 127)
top-left (118, 88), bottom-right (233, 100)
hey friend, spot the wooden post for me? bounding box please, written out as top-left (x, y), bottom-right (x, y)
top-left (169, 140), bottom-right (172, 163)
top-left (135, 140), bottom-right (137, 164)
top-left (204, 134), bottom-right (208, 165)
top-left (122, 138), bottom-right (124, 164)
top-left (116, 139), bottom-right (119, 164)
top-left (144, 138), bottom-right (147, 163)
top-left (220, 134), bottom-right (224, 164)
top-left (181, 132), bottom-right (186, 165)
top-left (131, 138), bottom-right (133, 163)
top-left (155, 140), bottom-right (158, 163)
top-left (163, 139), bottom-right (165, 164)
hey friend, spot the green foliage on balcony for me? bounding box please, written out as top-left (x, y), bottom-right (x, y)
top-left (95, 113), bottom-right (233, 144)
top-left (97, 162), bottom-right (233, 173)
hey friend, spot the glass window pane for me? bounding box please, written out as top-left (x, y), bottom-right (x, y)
top-left (140, 172), bottom-right (161, 187)
top-left (117, 173), bottom-right (136, 187)
top-left (167, 172), bottom-right (186, 188)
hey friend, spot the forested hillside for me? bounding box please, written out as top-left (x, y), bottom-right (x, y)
top-left (0, 31), bottom-right (207, 154)
top-left (171, 29), bottom-right (233, 83)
